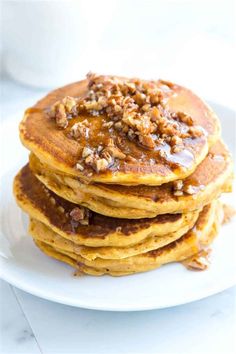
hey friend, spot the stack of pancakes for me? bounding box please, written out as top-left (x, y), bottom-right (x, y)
top-left (14, 74), bottom-right (233, 276)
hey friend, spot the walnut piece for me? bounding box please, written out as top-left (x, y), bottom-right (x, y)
top-left (70, 206), bottom-right (89, 225)
top-left (103, 146), bottom-right (126, 159)
top-left (173, 180), bottom-right (183, 191)
top-left (50, 96), bottom-right (78, 128)
top-left (183, 184), bottom-right (197, 195)
top-left (70, 120), bottom-right (89, 139)
top-left (95, 158), bottom-right (109, 172)
top-left (75, 162), bottom-right (84, 171)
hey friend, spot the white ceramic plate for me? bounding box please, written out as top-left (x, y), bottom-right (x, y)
top-left (1, 103), bottom-right (236, 311)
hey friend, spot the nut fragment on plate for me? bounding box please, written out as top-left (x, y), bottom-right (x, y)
top-left (182, 249), bottom-right (211, 271)
top-left (222, 204), bottom-right (236, 224)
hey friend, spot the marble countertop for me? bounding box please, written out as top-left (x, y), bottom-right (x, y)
top-left (0, 279), bottom-right (235, 354)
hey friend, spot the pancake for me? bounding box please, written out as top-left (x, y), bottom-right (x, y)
top-left (29, 216), bottom-right (195, 260)
top-left (19, 74), bottom-right (220, 186)
top-left (14, 165), bottom-right (199, 247)
top-left (30, 140), bottom-right (233, 219)
top-left (32, 202), bottom-right (223, 276)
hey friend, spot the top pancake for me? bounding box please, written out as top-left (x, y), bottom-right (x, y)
top-left (19, 75), bottom-right (220, 185)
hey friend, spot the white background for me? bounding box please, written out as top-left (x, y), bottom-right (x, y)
top-left (1, 0), bottom-right (236, 353)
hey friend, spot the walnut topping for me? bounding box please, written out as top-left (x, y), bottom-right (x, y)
top-left (49, 96), bottom-right (78, 128)
top-left (173, 181), bottom-right (205, 197)
top-left (177, 112), bottom-right (193, 126)
top-left (103, 146), bottom-right (126, 159)
top-left (183, 184), bottom-right (197, 195)
top-left (94, 158), bottom-right (109, 172)
top-left (48, 73), bottom-right (205, 172)
top-left (173, 180), bottom-right (183, 191)
top-left (70, 206), bottom-right (89, 225)
top-left (79, 144), bottom-right (119, 172)
top-left (70, 120), bottom-right (89, 139)
top-left (173, 180), bottom-right (184, 196)
top-left (82, 147), bottom-right (94, 159)
top-left (75, 162), bottom-right (84, 171)
top-left (138, 134), bottom-right (155, 149)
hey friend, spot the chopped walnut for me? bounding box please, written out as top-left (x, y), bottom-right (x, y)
top-left (157, 149), bottom-right (167, 159)
top-left (95, 158), bottom-right (109, 172)
top-left (173, 180), bottom-right (183, 191)
top-left (84, 154), bottom-right (94, 165)
top-left (173, 180), bottom-right (184, 196)
top-left (101, 150), bottom-right (113, 164)
top-left (170, 135), bottom-right (182, 146)
top-left (103, 146), bottom-right (126, 159)
top-left (150, 106), bottom-right (160, 121)
top-left (54, 104), bottom-right (68, 129)
top-left (173, 190), bottom-right (183, 197)
top-left (70, 120), bottom-right (89, 139)
top-left (138, 134), bottom-right (155, 149)
top-left (82, 147), bottom-right (94, 159)
top-left (50, 96), bottom-right (78, 128)
top-left (177, 112), bottom-right (193, 126)
top-left (171, 145), bottom-right (183, 153)
top-left (188, 126), bottom-right (204, 137)
top-left (75, 162), bottom-right (84, 171)
top-left (70, 206), bottom-right (89, 225)
top-left (142, 104), bottom-right (151, 112)
top-left (103, 121), bottom-right (114, 128)
top-left (183, 184), bottom-right (197, 195)
top-left (114, 121), bottom-right (123, 131)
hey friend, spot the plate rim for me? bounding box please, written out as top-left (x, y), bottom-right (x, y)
top-left (1, 264), bottom-right (236, 311)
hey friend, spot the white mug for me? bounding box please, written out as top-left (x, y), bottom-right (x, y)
top-left (3, 0), bottom-right (116, 88)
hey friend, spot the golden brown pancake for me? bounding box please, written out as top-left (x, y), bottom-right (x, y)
top-left (31, 202), bottom-right (222, 276)
top-left (14, 165), bottom-right (199, 247)
top-left (30, 140), bottom-right (233, 219)
top-left (19, 76), bottom-right (220, 186)
top-left (29, 217), bottom-right (195, 261)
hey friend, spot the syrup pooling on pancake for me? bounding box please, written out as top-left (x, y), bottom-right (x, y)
top-left (20, 74), bottom-right (220, 185)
